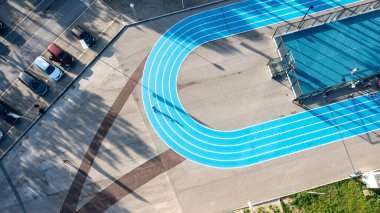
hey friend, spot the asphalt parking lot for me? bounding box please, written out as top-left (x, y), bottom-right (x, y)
top-left (0, 0), bottom-right (89, 93)
top-left (0, 0), bottom-right (123, 157)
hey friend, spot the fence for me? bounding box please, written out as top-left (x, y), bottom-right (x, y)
top-left (267, 50), bottom-right (293, 78)
top-left (268, 0), bottom-right (380, 100)
top-left (272, 0), bottom-right (380, 38)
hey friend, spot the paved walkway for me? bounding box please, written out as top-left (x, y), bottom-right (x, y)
top-left (77, 149), bottom-right (184, 213)
top-left (60, 54), bottom-right (149, 212)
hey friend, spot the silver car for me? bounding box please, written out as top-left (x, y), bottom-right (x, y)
top-left (33, 56), bottom-right (63, 81)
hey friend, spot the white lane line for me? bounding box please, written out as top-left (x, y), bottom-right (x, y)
top-left (151, 0), bottom-right (355, 143)
top-left (143, 0), bottom-right (360, 145)
top-left (145, 0), bottom-right (302, 75)
top-left (222, 103), bottom-right (379, 148)
top-left (142, 0), bottom-right (362, 163)
top-left (142, 103), bottom-right (380, 160)
top-left (151, 0), bottom-right (334, 129)
top-left (241, 115), bottom-right (380, 161)
top-left (248, 109), bottom-right (380, 152)
top-left (194, 108), bottom-right (380, 155)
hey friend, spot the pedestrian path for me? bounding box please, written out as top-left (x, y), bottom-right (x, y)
top-left (142, 0), bottom-right (366, 168)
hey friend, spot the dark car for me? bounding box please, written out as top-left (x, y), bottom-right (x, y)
top-left (0, 102), bottom-right (19, 124)
top-left (47, 43), bottom-right (75, 67)
top-left (18, 72), bottom-right (48, 96)
top-left (71, 26), bottom-right (95, 48)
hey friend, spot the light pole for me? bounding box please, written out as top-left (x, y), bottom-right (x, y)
top-left (130, 3), bottom-right (137, 19)
top-left (181, 0), bottom-right (184, 9)
top-left (325, 91), bottom-right (357, 176)
top-left (297, 5), bottom-right (314, 29)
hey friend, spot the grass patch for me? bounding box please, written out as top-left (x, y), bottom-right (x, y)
top-left (285, 178), bottom-right (380, 212)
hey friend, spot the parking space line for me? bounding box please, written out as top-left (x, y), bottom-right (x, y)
top-left (0, 0), bottom-right (96, 105)
top-left (0, 0), bottom-right (48, 44)
top-left (0, 0), bottom-right (123, 159)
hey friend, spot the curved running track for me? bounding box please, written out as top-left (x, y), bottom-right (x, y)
top-left (141, 0), bottom-right (378, 168)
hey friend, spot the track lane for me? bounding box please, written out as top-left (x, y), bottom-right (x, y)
top-left (142, 0), bottom-right (369, 168)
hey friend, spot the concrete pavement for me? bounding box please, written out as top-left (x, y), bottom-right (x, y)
top-left (103, 0), bottom-right (225, 22)
top-left (1, 1), bottom-right (380, 213)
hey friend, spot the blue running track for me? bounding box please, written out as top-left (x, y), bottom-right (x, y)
top-left (142, 0), bottom-right (374, 168)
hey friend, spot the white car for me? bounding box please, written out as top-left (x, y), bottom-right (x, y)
top-left (33, 56), bottom-right (63, 81)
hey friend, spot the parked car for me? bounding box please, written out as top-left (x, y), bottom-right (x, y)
top-left (71, 25), bottom-right (95, 48)
top-left (0, 102), bottom-right (20, 124)
top-left (47, 43), bottom-right (75, 67)
top-left (18, 72), bottom-right (48, 96)
top-left (33, 56), bottom-right (63, 81)
top-left (0, 130), bottom-right (3, 140)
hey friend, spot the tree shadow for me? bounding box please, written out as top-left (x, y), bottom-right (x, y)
top-left (2, 29), bottom-right (26, 46)
top-left (0, 57), bottom-right (154, 210)
top-left (0, 0), bottom-right (372, 211)
top-left (0, 43), bottom-right (11, 64)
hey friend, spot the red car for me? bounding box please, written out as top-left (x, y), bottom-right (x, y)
top-left (47, 43), bottom-right (75, 67)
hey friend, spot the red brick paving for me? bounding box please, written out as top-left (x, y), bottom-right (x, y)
top-left (61, 54), bottom-right (153, 212)
top-left (77, 149), bottom-right (185, 213)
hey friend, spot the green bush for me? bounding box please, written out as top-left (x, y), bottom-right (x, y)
top-left (280, 199), bottom-right (292, 213)
top-left (271, 205), bottom-right (281, 213)
top-left (243, 209), bottom-right (250, 213)
top-left (286, 179), bottom-right (380, 212)
top-left (257, 206), bottom-right (266, 213)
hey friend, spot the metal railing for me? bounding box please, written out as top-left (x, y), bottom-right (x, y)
top-left (267, 50), bottom-right (293, 78)
top-left (272, 0), bottom-right (380, 38)
top-left (269, 0), bottom-right (380, 100)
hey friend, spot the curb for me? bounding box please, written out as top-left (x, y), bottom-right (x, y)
top-left (122, 0), bottom-right (228, 27)
top-left (232, 176), bottom-right (361, 212)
